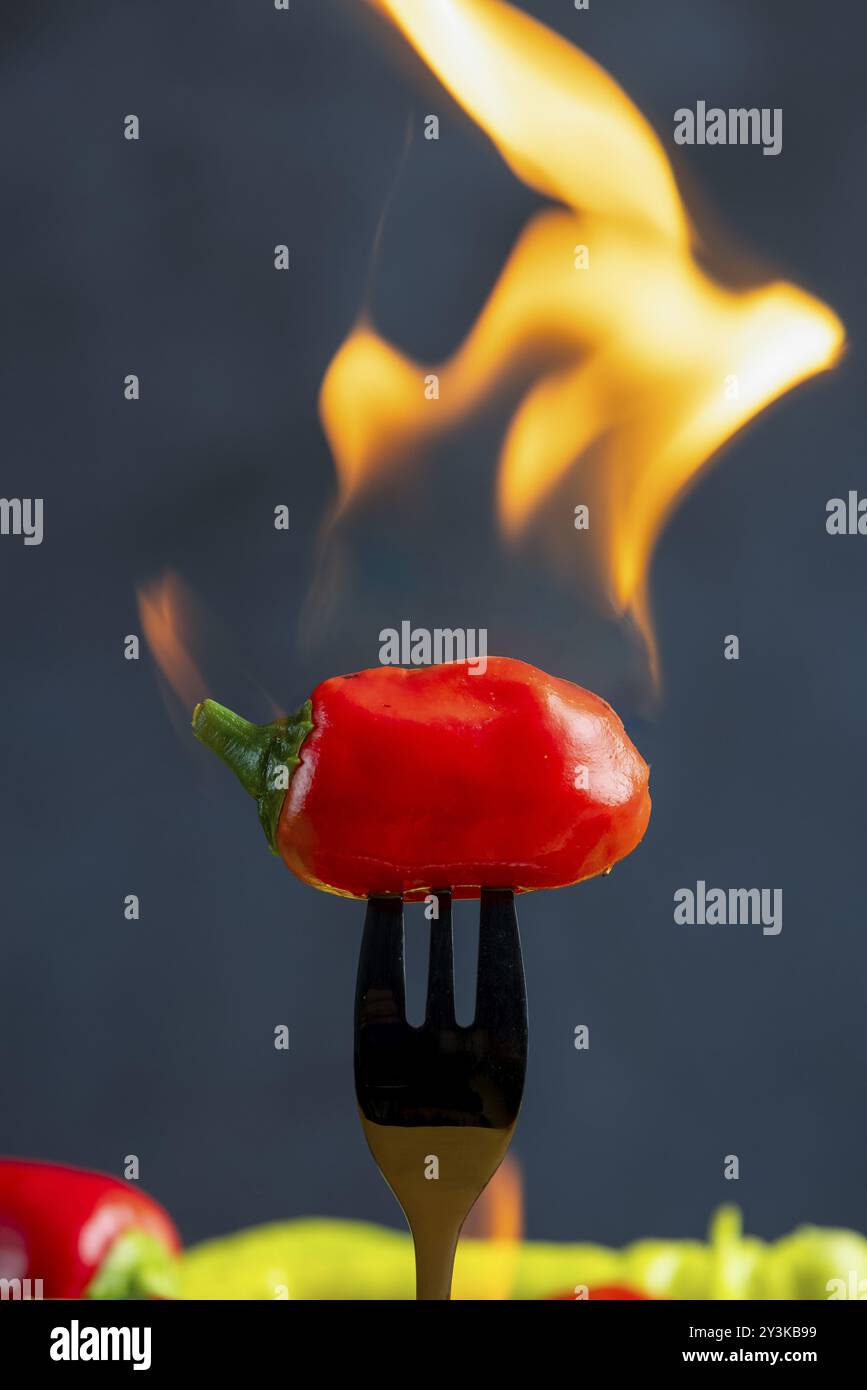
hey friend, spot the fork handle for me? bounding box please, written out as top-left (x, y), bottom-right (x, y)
top-left (413, 1224), bottom-right (461, 1301)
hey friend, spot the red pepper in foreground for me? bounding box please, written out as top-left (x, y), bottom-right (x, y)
top-left (0, 1160), bottom-right (180, 1299)
top-left (193, 656), bottom-right (650, 901)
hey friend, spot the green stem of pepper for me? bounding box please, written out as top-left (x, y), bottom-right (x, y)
top-left (85, 1231), bottom-right (179, 1300)
top-left (192, 698), bottom-right (314, 854)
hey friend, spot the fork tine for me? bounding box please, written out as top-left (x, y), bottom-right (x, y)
top-left (474, 889), bottom-right (527, 1038)
top-left (355, 895), bottom-right (406, 1028)
top-left (424, 890), bottom-right (455, 1028)
top-left (355, 887), bottom-right (528, 1300)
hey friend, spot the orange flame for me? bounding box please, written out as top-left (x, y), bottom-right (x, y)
top-left (321, 0), bottom-right (844, 682)
top-left (454, 1154), bottom-right (523, 1299)
top-left (137, 573), bottom-right (208, 709)
top-left (464, 1153), bottom-right (524, 1244)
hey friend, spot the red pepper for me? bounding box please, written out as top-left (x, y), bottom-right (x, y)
top-left (0, 1160), bottom-right (180, 1299)
top-left (193, 656), bottom-right (650, 901)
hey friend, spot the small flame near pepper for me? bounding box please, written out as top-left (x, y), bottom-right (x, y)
top-left (319, 0), bottom-right (845, 686)
top-left (137, 573), bottom-right (284, 726)
top-left (137, 573), bottom-right (208, 712)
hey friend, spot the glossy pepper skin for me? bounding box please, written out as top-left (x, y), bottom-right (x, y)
top-left (193, 656), bottom-right (650, 901)
top-left (0, 1160), bottom-right (180, 1299)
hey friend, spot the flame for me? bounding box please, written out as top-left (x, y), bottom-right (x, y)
top-left (454, 1154), bottom-right (523, 1299)
top-left (137, 573), bottom-right (208, 709)
top-left (321, 0), bottom-right (844, 681)
top-left (463, 1153), bottom-right (524, 1243)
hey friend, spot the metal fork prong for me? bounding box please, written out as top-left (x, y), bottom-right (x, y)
top-left (474, 888), bottom-right (527, 1038)
top-left (424, 890), bottom-right (455, 1029)
top-left (355, 895), bottom-right (406, 1028)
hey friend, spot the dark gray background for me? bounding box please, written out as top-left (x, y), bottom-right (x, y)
top-left (1, 0), bottom-right (864, 1250)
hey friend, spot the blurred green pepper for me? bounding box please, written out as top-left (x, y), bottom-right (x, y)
top-left (178, 1207), bottom-right (867, 1300)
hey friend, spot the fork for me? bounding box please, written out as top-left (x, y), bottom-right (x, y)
top-left (354, 888), bottom-right (528, 1300)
